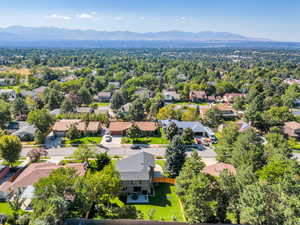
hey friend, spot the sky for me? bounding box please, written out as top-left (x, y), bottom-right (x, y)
top-left (0, 0), bottom-right (300, 41)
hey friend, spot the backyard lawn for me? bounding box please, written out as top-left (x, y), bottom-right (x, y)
top-left (155, 160), bottom-right (166, 173)
top-left (63, 136), bottom-right (103, 146)
top-left (129, 183), bottom-right (184, 221)
top-left (122, 136), bottom-right (169, 145)
top-left (0, 202), bottom-right (13, 215)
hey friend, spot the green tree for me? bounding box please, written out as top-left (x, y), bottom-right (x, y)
top-left (165, 122), bottom-right (178, 140)
top-left (0, 135), bottom-right (21, 167)
top-left (165, 135), bottom-right (186, 177)
top-left (60, 97), bottom-right (75, 113)
top-left (72, 145), bottom-right (95, 162)
top-left (203, 107), bottom-right (223, 127)
top-left (262, 106), bottom-right (294, 130)
top-left (11, 96), bottom-right (29, 118)
top-left (126, 124), bottom-right (141, 140)
top-left (27, 109), bottom-right (55, 133)
top-left (110, 91), bottom-right (125, 111)
top-left (0, 99), bottom-right (11, 129)
top-left (264, 131), bottom-right (292, 160)
top-left (92, 152), bottom-right (111, 171)
top-left (181, 128), bottom-right (194, 145)
top-left (78, 86), bottom-right (92, 105)
top-left (128, 98), bottom-right (145, 121)
top-left (66, 124), bottom-right (81, 140)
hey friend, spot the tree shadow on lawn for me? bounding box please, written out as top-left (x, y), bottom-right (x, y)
top-left (141, 183), bottom-right (172, 207)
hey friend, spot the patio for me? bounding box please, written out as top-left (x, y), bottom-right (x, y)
top-left (126, 194), bottom-right (149, 203)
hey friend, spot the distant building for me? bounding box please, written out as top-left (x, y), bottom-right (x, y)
top-left (162, 90), bottom-right (180, 102)
top-left (0, 89), bottom-right (16, 101)
top-left (52, 120), bottom-right (102, 136)
top-left (283, 121), bottom-right (300, 139)
top-left (223, 93), bottom-right (246, 103)
top-left (94, 92), bottom-right (112, 102)
top-left (12, 122), bottom-right (36, 141)
top-left (108, 121), bottom-right (158, 136)
top-left (203, 163), bottom-right (236, 177)
top-left (75, 107), bottom-right (93, 114)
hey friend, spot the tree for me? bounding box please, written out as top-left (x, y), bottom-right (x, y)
top-left (11, 96), bottom-right (29, 118)
top-left (126, 125), bottom-right (141, 139)
top-left (215, 123), bottom-right (239, 163)
top-left (165, 122), bottom-right (178, 140)
top-left (74, 164), bottom-right (120, 219)
top-left (0, 135), bottom-right (21, 167)
top-left (264, 131), bottom-right (292, 160)
top-left (203, 107), bottom-right (223, 127)
top-left (165, 135), bottom-right (186, 177)
top-left (176, 151), bottom-right (205, 197)
top-left (92, 152), bottom-right (111, 171)
top-left (78, 86), bottom-right (92, 105)
top-left (43, 88), bottom-right (64, 110)
top-left (262, 106), bottom-right (294, 130)
top-left (72, 145), bottom-right (95, 163)
top-left (128, 99), bottom-right (145, 121)
top-left (0, 100), bottom-right (11, 129)
top-left (110, 91), bottom-right (125, 111)
top-left (181, 128), bottom-right (194, 145)
top-left (66, 124), bottom-right (81, 140)
top-left (27, 109), bottom-right (55, 133)
top-left (60, 97), bottom-right (75, 113)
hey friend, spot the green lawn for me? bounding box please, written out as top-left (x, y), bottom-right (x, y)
top-left (90, 102), bottom-right (110, 107)
top-left (156, 160), bottom-right (166, 172)
top-left (122, 136), bottom-right (169, 145)
top-left (63, 136), bottom-right (103, 146)
top-left (129, 183), bottom-right (183, 221)
top-left (0, 202), bottom-right (13, 215)
top-left (176, 101), bottom-right (208, 106)
top-left (3, 160), bottom-right (24, 167)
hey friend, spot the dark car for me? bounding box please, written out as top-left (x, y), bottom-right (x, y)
top-left (131, 145), bottom-right (141, 150)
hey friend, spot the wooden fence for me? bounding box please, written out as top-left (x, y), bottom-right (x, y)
top-left (152, 177), bottom-right (176, 185)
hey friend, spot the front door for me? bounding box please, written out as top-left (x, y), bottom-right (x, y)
top-left (133, 186), bottom-right (141, 193)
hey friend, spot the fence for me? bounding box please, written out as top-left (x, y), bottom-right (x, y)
top-left (152, 177), bottom-right (176, 185)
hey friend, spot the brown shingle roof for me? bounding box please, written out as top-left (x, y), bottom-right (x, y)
top-left (108, 122), bottom-right (157, 132)
top-left (1, 162), bottom-right (85, 192)
top-left (203, 162), bottom-right (236, 177)
top-left (190, 90), bottom-right (206, 99)
top-left (52, 120), bottom-right (101, 132)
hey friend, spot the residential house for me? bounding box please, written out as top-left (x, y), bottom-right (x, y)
top-left (52, 119), bottom-right (102, 136)
top-left (200, 104), bottom-right (236, 119)
top-left (203, 163), bottom-right (236, 177)
top-left (120, 103), bottom-right (132, 113)
top-left (223, 93), bottom-right (246, 103)
top-left (189, 90), bottom-right (206, 102)
top-left (50, 108), bottom-right (61, 116)
top-left (218, 120), bottom-right (250, 133)
top-left (292, 109), bottom-right (300, 117)
top-left (0, 162), bottom-right (86, 210)
top-left (162, 90), bottom-right (180, 102)
top-left (134, 88), bottom-right (152, 99)
top-left (76, 107), bottom-right (93, 114)
top-left (116, 152), bottom-right (155, 196)
top-left (177, 74), bottom-right (188, 81)
top-left (0, 89), bottom-right (16, 101)
top-left (160, 120), bottom-right (213, 137)
top-left (283, 121), bottom-right (300, 139)
top-left (12, 122), bottom-right (37, 141)
top-left (0, 78), bottom-right (16, 86)
top-left (108, 121), bottom-right (158, 136)
top-left (94, 92), bottom-right (112, 102)
top-left (283, 78), bottom-right (300, 86)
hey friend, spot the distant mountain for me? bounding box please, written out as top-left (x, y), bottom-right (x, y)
top-left (0, 26), bottom-right (270, 42)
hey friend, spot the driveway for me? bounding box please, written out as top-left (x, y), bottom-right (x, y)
top-left (100, 135), bottom-right (122, 148)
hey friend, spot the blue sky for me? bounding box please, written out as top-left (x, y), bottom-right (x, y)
top-left (0, 0), bottom-right (300, 41)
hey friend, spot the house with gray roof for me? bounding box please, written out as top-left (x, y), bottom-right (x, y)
top-left (160, 120), bottom-right (213, 137)
top-left (12, 122), bottom-right (36, 141)
top-left (116, 152), bottom-right (155, 196)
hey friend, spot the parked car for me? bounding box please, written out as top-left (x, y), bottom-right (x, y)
top-left (131, 145), bottom-right (141, 150)
top-left (186, 144), bottom-right (204, 151)
top-left (105, 135), bottom-right (112, 142)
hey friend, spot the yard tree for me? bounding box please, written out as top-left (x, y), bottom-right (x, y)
top-left (215, 123), bottom-right (239, 163)
top-left (165, 135), bottom-right (186, 177)
top-left (165, 122), bottom-right (178, 140)
top-left (110, 91), bottom-right (125, 111)
top-left (262, 106), bottom-right (294, 130)
top-left (27, 109), bottom-right (55, 133)
top-left (181, 128), bottom-right (194, 145)
top-left (43, 88), bottom-right (64, 110)
top-left (203, 107), bottom-right (223, 127)
top-left (61, 97), bottom-right (75, 113)
top-left (72, 145), bottom-right (95, 163)
top-left (126, 124), bottom-right (141, 140)
top-left (128, 98), bottom-right (145, 121)
top-left (92, 152), bottom-right (111, 171)
top-left (176, 151), bottom-right (205, 197)
top-left (0, 135), bottom-right (21, 167)
top-left (66, 123), bottom-right (81, 140)
top-left (281, 84), bottom-right (300, 108)
top-left (0, 99), bottom-right (11, 129)
top-left (231, 128), bottom-right (265, 171)
top-left (264, 131), bottom-right (292, 160)
top-left (78, 86), bottom-right (92, 105)
top-left (181, 107), bottom-right (198, 121)
top-left (74, 164), bottom-right (120, 219)
top-left (11, 96), bottom-right (29, 118)
top-left (183, 174), bottom-right (215, 223)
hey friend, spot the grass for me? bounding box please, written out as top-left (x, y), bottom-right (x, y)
top-left (3, 160), bottom-right (24, 167)
top-left (156, 160), bottom-right (166, 172)
top-left (0, 202), bottom-right (13, 215)
top-left (63, 136), bottom-right (103, 146)
top-left (176, 101), bottom-right (209, 106)
top-left (129, 183), bottom-right (183, 221)
top-left (122, 136), bottom-right (169, 145)
top-left (90, 102), bottom-right (110, 107)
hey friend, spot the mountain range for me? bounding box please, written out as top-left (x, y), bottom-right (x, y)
top-left (0, 26), bottom-right (270, 42)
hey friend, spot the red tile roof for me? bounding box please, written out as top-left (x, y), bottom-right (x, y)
top-left (108, 122), bottom-right (157, 132)
top-left (203, 162), bottom-right (236, 177)
top-left (53, 120), bottom-right (101, 132)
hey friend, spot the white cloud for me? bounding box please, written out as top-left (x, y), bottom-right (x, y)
top-left (90, 11), bottom-right (97, 15)
top-left (180, 17), bottom-right (186, 20)
top-left (77, 13), bottom-right (94, 19)
top-left (48, 14), bottom-right (71, 20)
top-left (139, 17), bottom-right (145, 20)
top-left (114, 17), bottom-right (124, 21)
